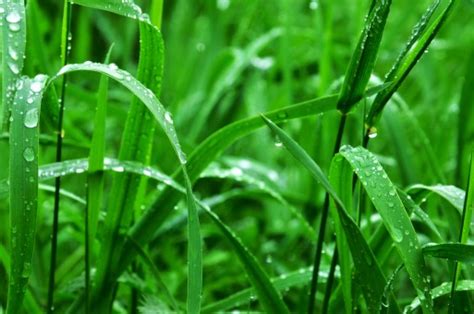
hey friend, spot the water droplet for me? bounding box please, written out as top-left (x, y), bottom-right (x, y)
top-left (9, 22), bottom-right (20, 32)
top-left (230, 167), bottom-right (243, 176)
top-left (6, 11), bottom-right (21, 23)
top-left (23, 147), bottom-right (34, 162)
top-left (30, 81), bottom-right (43, 93)
top-left (8, 62), bottom-right (19, 74)
top-left (8, 46), bottom-right (18, 60)
top-left (217, 0), bottom-right (230, 10)
top-left (368, 126), bottom-right (378, 139)
top-left (24, 108), bottom-right (38, 128)
top-left (112, 166), bottom-right (124, 172)
top-left (108, 63), bottom-right (118, 71)
top-left (22, 262), bottom-right (31, 278)
top-left (164, 111), bottom-right (173, 124)
top-left (391, 227), bottom-right (403, 243)
top-left (309, 0), bottom-right (319, 10)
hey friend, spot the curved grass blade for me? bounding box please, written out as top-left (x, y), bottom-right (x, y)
top-left (407, 184), bottom-right (465, 212)
top-left (397, 188), bottom-right (443, 242)
top-left (7, 75), bottom-right (47, 314)
top-left (337, 0), bottom-right (391, 113)
top-left (1, 1), bottom-right (26, 131)
top-left (423, 243), bottom-right (474, 263)
top-left (53, 62), bottom-right (180, 160)
top-left (339, 145), bottom-right (433, 313)
top-left (405, 280), bottom-right (474, 313)
top-left (69, 0), bottom-right (144, 19)
top-left (262, 116), bottom-right (390, 312)
top-left (366, 0), bottom-right (456, 130)
top-left (201, 267), bottom-right (317, 313)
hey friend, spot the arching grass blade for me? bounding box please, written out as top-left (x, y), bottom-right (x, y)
top-left (339, 145), bottom-right (433, 313)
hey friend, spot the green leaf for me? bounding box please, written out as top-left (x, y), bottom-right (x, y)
top-left (366, 0), bottom-right (456, 129)
top-left (423, 243), bottom-right (474, 263)
top-left (407, 184), bottom-right (465, 212)
top-left (7, 75), bottom-right (47, 314)
top-left (405, 280), bottom-right (474, 313)
top-left (339, 145), bottom-right (433, 313)
top-left (337, 0), bottom-right (391, 113)
top-left (1, 1), bottom-right (26, 131)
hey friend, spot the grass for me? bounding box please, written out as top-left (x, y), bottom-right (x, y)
top-left (0, 0), bottom-right (473, 313)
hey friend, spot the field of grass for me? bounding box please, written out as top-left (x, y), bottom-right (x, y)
top-left (0, 0), bottom-right (473, 313)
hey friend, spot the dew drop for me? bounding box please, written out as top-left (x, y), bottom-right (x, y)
top-left (23, 147), bottom-right (34, 162)
top-left (9, 22), bottom-right (20, 32)
top-left (8, 62), bottom-right (19, 74)
top-left (230, 167), bottom-right (243, 176)
top-left (8, 46), bottom-right (18, 60)
top-left (6, 11), bottom-right (21, 23)
top-left (30, 81), bottom-right (43, 93)
top-left (164, 111), bottom-right (174, 124)
top-left (24, 108), bottom-right (39, 128)
top-left (391, 227), bottom-right (403, 243)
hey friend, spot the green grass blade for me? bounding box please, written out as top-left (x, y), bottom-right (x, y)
top-left (423, 243), bottom-right (474, 263)
top-left (1, 1), bottom-right (26, 131)
top-left (7, 75), bottom-right (47, 314)
top-left (262, 116), bottom-right (390, 312)
top-left (52, 62), bottom-right (184, 173)
top-left (456, 53), bottom-right (474, 185)
top-left (337, 0), bottom-right (391, 113)
top-left (183, 173), bottom-right (202, 314)
top-left (405, 280), bottom-right (474, 313)
top-left (407, 184), bottom-right (465, 212)
top-left (85, 46), bottom-right (113, 311)
top-left (339, 145), bottom-right (433, 313)
top-left (68, 0), bottom-right (144, 19)
top-left (366, 0), bottom-right (456, 129)
top-left (449, 153), bottom-right (474, 311)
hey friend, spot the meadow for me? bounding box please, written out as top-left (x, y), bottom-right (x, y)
top-left (0, 0), bottom-right (473, 313)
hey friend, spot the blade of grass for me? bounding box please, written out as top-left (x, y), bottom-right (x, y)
top-left (261, 116), bottom-right (392, 312)
top-left (339, 145), bottom-right (433, 313)
top-left (407, 184), bottom-right (465, 212)
top-left (7, 75), bottom-right (47, 314)
top-left (449, 153), bottom-right (473, 312)
top-left (456, 52), bottom-right (474, 185)
top-left (85, 45), bottom-right (114, 312)
top-left (365, 0), bottom-right (456, 136)
top-left (1, 1), bottom-right (26, 131)
top-left (423, 243), bottom-right (474, 263)
top-left (336, 0), bottom-right (391, 113)
top-left (405, 280), bottom-right (474, 313)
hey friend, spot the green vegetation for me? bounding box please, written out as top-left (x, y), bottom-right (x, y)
top-left (0, 0), bottom-right (473, 313)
